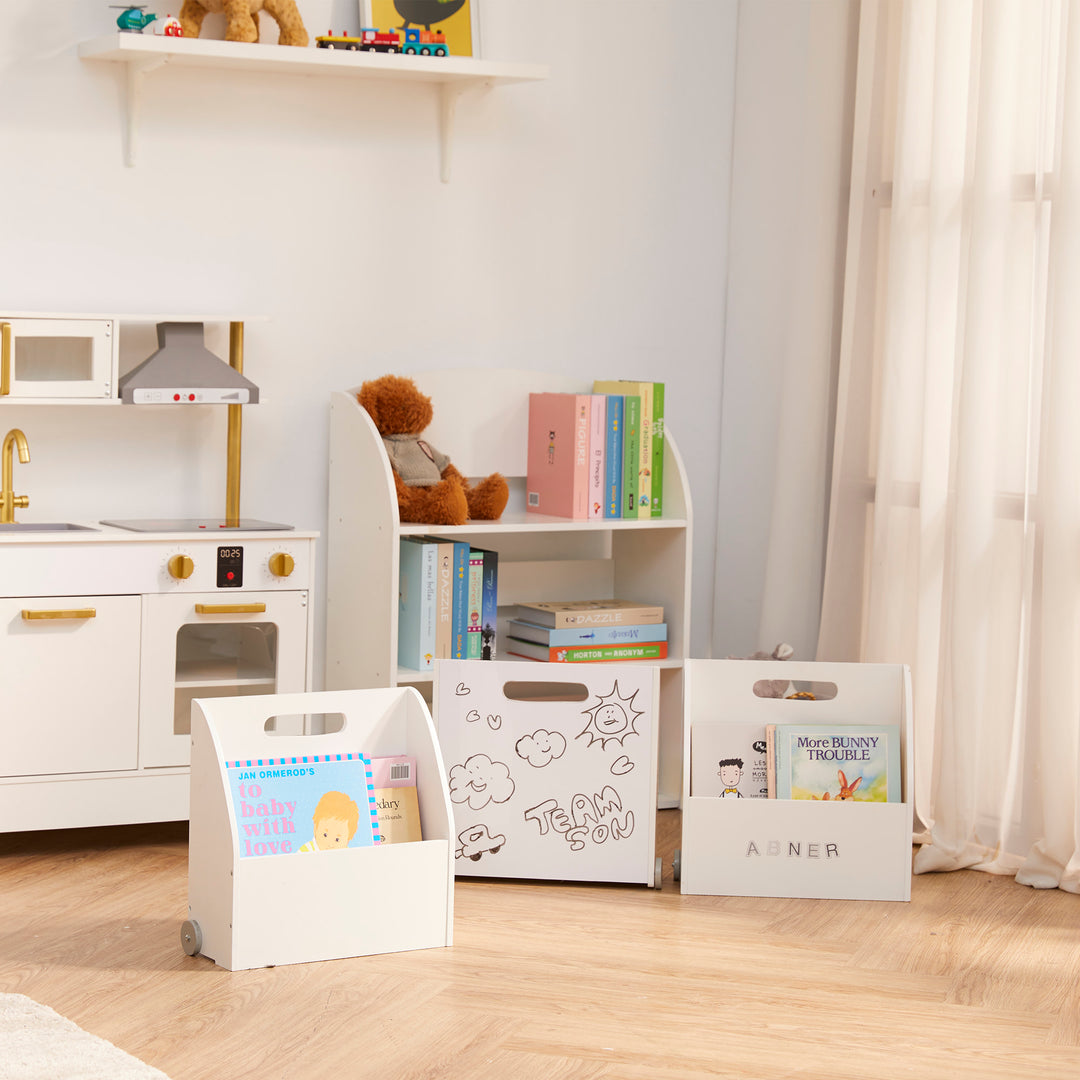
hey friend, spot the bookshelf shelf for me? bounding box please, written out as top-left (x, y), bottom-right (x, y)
top-left (325, 370), bottom-right (693, 807)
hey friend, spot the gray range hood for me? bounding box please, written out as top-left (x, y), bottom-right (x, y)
top-left (119, 322), bottom-right (260, 404)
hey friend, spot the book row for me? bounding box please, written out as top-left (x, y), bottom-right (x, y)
top-left (506, 598), bottom-right (667, 663)
top-left (526, 380), bottom-right (665, 520)
top-left (690, 721), bottom-right (902, 802)
top-left (398, 537), bottom-right (498, 671)
top-left (226, 753), bottom-right (423, 857)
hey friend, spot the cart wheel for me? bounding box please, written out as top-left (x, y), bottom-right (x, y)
top-left (654, 855), bottom-right (663, 890)
top-left (672, 848), bottom-right (682, 882)
top-left (180, 919), bottom-right (202, 957)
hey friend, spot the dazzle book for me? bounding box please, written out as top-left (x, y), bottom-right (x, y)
top-left (225, 753), bottom-right (380, 857)
top-left (767, 723), bottom-right (902, 802)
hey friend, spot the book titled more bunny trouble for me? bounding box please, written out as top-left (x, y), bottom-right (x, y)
top-left (766, 723), bottom-right (902, 802)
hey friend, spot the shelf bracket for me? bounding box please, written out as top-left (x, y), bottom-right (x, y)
top-left (438, 79), bottom-right (493, 184)
top-left (123, 56), bottom-right (170, 167)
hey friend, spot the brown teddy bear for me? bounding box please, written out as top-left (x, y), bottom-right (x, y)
top-left (179, 1), bottom-right (309, 47)
top-left (358, 375), bottom-right (509, 527)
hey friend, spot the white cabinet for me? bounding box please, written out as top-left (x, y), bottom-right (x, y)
top-left (0, 316), bottom-right (118, 402)
top-left (325, 370), bottom-right (693, 807)
top-left (139, 589), bottom-right (312, 768)
top-left (0, 594), bottom-right (140, 777)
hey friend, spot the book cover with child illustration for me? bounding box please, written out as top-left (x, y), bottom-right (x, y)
top-left (225, 753), bottom-right (380, 858)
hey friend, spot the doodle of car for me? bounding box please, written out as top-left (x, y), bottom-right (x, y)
top-left (456, 824), bottom-right (506, 861)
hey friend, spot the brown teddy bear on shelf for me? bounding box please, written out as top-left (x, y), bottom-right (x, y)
top-left (179, 1), bottom-right (309, 47)
top-left (358, 375), bottom-right (509, 527)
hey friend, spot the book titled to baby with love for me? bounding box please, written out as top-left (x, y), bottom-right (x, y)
top-left (225, 753), bottom-right (380, 858)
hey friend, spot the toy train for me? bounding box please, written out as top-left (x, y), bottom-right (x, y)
top-left (315, 28), bottom-right (449, 56)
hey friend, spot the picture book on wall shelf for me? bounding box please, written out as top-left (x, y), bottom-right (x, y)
top-left (690, 721), bottom-right (769, 798)
top-left (767, 723), bottom-right (902, 802)
top-left (515, 599), bottom-right (664, 628)
top-left (225, 753), bottom-right (379, 858)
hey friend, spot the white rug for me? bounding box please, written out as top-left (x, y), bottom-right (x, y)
top-left (0, 994), bottom-right (171, 1080)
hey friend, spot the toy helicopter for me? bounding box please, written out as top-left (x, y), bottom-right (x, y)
top-left (111, 5), bottom-right (159, 33)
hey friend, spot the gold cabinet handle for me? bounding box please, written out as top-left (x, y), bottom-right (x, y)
top-left (1, 323), bottom-right (10, 396)
top-left (194, 603), bottom-right (266, 615)
top-left (22, 607), bottom-right (97, 620)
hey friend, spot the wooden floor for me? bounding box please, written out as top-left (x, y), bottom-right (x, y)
top-left (1, 810), bottom-right (1079, 1079)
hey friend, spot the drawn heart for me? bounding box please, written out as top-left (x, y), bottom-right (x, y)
top-left (487, 714), bottom-right (502, 730)
top-left (610, 755), bottom-right (634, 775)
top-left (466, 709), bottom-right (481, 724)
top-left (455, 683), bottom-right (471, 696)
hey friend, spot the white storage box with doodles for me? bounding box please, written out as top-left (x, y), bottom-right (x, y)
top-left (434, 659), bottom-right (661, 887)
top-left (679, 659), bottom-right (913, 901)
top-left (184, 687), bottom-right (454, 971)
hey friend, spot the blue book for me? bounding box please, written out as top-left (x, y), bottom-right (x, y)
top-left (603, 394), bottom-right (624, 518)
top-left (451, 540), bottom-right (470, 659)
top-left (506, 618), bottom-right (667, 648)
top-left (398, 538), bottom-right (436, 671)
top-left (479, 547), bottom-right (499, 659)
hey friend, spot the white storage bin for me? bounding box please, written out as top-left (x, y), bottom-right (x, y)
top-left (185, 687), bottom-right (454, 970)
top-left (679, 659), bottom-right (913, 902)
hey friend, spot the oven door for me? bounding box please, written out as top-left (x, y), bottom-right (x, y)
top-left (139, 590), bottom-right (310, 768)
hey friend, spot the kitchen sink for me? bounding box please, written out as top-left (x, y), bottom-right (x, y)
top-left (0, 522), bottom-right (100, 532)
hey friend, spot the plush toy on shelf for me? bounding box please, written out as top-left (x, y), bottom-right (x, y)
top-left (358, 375), bottom-right (509, 527)
top-left (178, 0), bottom-right (309, 46)
top-left (728, 642), bottom-right (795, 699)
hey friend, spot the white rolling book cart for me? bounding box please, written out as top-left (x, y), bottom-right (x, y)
top-left (678, 659), bottom-right (914, 902)
top-left (183, 688), bottom-right (454, 971)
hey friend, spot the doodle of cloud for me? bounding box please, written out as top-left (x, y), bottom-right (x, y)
top-left (515, 729), bottom-right (567, 768)
top-left (448, 754), bottom-right (515, 809)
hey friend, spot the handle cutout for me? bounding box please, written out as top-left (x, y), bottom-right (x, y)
top-left (752, 679), bottom-right (838, 700)
top-left (501, 680), bottom-right (590, 703)
top-left (262, 712), bottom-right (346, 735)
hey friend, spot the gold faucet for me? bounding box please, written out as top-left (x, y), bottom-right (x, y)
top-left (1, 428), bottom-right (30, 523)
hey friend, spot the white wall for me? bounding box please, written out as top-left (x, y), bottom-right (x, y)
top-left (712, 0), bottom-right (858, 662)
top-left (0, 0), bottom-right (737, 678)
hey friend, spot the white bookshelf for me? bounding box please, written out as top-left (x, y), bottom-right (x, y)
top-left (324, 369), bottom-right (693, 807)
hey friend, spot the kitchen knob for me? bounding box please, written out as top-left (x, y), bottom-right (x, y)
top-left (168, 554), bottom-right (194, 580)
top-left (268, 552), bottom-right (295, 578)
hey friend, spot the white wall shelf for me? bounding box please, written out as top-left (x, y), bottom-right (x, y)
top-left (78, 33), bottom-right (549, 179)
top-left (325, 370), bottom-right (693, 808)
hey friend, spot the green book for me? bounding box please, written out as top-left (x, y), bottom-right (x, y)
top-left (621, 394), bottom-right (641, 518)
top-left (650, 382), bottom-right (664, 517)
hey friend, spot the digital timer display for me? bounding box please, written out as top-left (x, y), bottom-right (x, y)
top-left (217, 546), bottom-right (244, 588)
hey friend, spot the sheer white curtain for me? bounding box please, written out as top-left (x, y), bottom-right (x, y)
top-left (818, 0), bottom-right (1080, 891)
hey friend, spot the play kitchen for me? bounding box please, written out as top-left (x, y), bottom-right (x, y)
top-left (0, 313), bottom-right (317, 833)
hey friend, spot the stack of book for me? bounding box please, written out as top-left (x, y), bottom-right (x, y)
top-left (690, 720), bottom-right (902, 801)
top-left (525, 380), bottom-right (665, 520)
top-left (505, 599), bottom-right (667, 663)
top-left (397, 537), bottom-right (498, 671)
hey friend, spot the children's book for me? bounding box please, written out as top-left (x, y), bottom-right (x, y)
top-left (422, 536), bottom-right (454, 660)
top-left (225, 753), bottom-right (379, 858)
top-left (398, 537), bottom-right (436, 671)
top-left (370, 755), bottom-right (422, 844)
top-left (506, 618), bottom-right (667, 647)
top-left (479, 547), bottom-right (498, 659)
top-left (504, 640), bottom-right (668, 663)
top-left (594, 381), bottom-right (653, 518)
top-left (649, 382), bottom-right (665, 517)
top-left (588, 394), bottom-right (606, 520)
top-left (526, 392), bottom-right (591, 519)
top-left (767, 723), bottom-right (902, 801)
top-left (689, 722), bottom-right (769, 798)
top-left (515, 598), bottom-right (664, 628)
top-left (603, 394), bottom-right (623, 519)
top-left (451, 539), bottom-right (470, 659)
top-left (466, 548), bottom-right (485, 659)
top-left (621, 394), bottom-right (641, 518)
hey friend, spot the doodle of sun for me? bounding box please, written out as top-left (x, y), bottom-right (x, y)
top-left (578, 681), bottom-right (643, 749)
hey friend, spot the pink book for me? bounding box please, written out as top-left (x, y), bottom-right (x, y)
top-left (526, 393), bottom-right (591, 519)
top-left (588, 394), bottom-right (607, 519)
